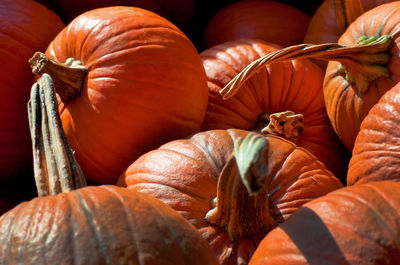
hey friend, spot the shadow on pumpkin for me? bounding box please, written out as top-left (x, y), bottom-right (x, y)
top-left (280, 207), bottom-right (350, 265)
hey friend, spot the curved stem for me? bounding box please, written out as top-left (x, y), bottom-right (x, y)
top-left (29, 52), bottom-right (87, 103)
top-left (27, 74), bottom-right (86, 197)
top-left (256, 111), bottom-right (303, 143)
top-left (220, 35), bottom-right (392, 99)
top-left (205, 133), bottom-right (276, 241)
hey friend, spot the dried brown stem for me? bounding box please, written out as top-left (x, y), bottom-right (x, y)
top-left (28, 74), bottom-right (86, 197)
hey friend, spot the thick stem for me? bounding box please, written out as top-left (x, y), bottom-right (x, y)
top-left (220, 35), bottom-right (392, 99)
top-left (27, 74), bottom-right (86, 197)
top-left (256, 111), bottom-right (303, 143)
top-left (205, 133), bottom-right (276, 241)
top-left (29, 52), bottom-right (87, 103)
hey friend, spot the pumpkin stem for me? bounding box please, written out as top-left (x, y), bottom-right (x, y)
top-left (220, 35), bottom-right (392, 98)
top-left (29, 52), bottom-right (87, 103)
top-left (205, 133), bottom-right (276, 241)
top-left (27, 74), bottom-right (86, 197)
top-left (256, 111), bottom-right (303, 143)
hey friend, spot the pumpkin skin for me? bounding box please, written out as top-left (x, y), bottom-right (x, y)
top-left (122, 129), bottom-right (343, 265)
top-left (323, 2), bottom-right (400, 151)
top-left (204, 0), bottom-right (311, 48)
top-left (347, 82), bottom-right (400, 185)
top-left (304, 0), bottom-right (393, 44)
top-left (249, 181), bottom-right (400, 265)
top-left (200, 38), bottom-right (349, 180)
top-left (0, 185), bottom-right (219, 265)
top-left (0, 0), bottom-right (64, 181)
top-left (44, 7), bottom-right (208, 184)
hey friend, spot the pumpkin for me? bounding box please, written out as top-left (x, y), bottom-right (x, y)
top-left (0, 0), bottom-right (64, 181)
top-left (249, 181), bottom-right (400, 265)
top-left (30, 6), bottom-right (208, 184)
top-left (122, 128), bottom-right (343, 265)
top-left (204, 0), bottom-right (311, 49)
top-left (304, 0), bottom-right (393, 44)
top-left (0, 74), bottom-right (219, 265)
top-left (200, 38), bottom-right (350, 179)
top-left (323, 2), bottom-right (400, 151)
top-left (347, 81), bottom-right (400, 185)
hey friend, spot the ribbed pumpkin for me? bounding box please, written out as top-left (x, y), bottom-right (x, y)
top-left (249, 181), bottom-right (400, 265)
top-left (304, 0), bottom-right (393, 44)
top-left (0, 0), bottom-right (64, 181)
top-left (204, 0), bottom-right (311, 48)
top-left (200, 38), bottom-right (349, 179)
top-left (323, 2), bottom-right (400, 151)
top-left (0, 74), bottom-right (219, 265)
top-left (122, 129), bottom-right (343, 265)
top-left (30, 6), bottom-right (208, 184)
top-left (347, 81), bottom-right (400, 185)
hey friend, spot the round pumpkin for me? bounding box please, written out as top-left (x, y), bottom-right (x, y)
top-left (200, 38), bottom-right (349, 180)
top-left (122, 129), bottom-right (343, 265)
top-left (0, 185), bottom-right (219, 265)
top-left (31, 6), bottom-right (208, 184)
top-left (0, 0), bottom-right (64, 181)
top-left (304, 0), bottom-right (394, 44)
top-left (249, 181), bottom-right (400, 265)
top-left (323, 2), bottom-right (400, 151)
top-left (347, 81), bottom-right (400, 185)
top-left (204, 0), bottom-right (311, 48)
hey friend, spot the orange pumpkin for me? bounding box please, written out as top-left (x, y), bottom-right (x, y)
top-left (323, 2), bottom-right (400, 151)
top-left (30, 6), bottom-right (208, 184)
top-left (0, 0), bottom-right (64, 181)
top-left (122, 129), bottom-right (343, 264)
top-left (204, 0), bottom-right (311, 48)
top-left (200, 38), bottom-right (349, 179)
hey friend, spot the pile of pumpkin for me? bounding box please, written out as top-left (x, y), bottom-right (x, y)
top-left (1, 0), bottom-right (400, 264)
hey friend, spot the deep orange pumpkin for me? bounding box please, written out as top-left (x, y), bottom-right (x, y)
top-left (32, 6), bottom-right (208, 184)
top-left (304, 0), bottom-right (394, 44)
top-left (204, 0), bottom-right (311, 49)
top-left (0, 0), bottom-right (64, 181)
top-left (122, 129), bottom-right (343, 265)
top-left (200, 38), bottom-right (349, 180)
top-left (249, 181), bottom-right (400, 265)
top-left (323, 2), bottom-right (400, 151)
top-left (0, 185), bottom-right (219, 265)
top-left (347, 81), bottom-right (400, 185)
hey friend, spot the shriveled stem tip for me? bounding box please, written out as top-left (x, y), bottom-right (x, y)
top-left (29, 52), bottom-right (87, 103)
top-left (28, 74), bottom-right (86, 197)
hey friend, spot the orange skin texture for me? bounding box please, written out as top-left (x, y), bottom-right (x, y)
top-left (0, 185), bottom-right (219, 265)
top-left (46, 7), bottom-right (208, 184)
top-left (323, 2), bottom-right (400, 151)
top-left (200, 38), bottom-right (349, 180)
top-left (249, 181), bottom-right (400, 265)
top-left (204, 0), bottom-right (311, 49)
top-left (0, 0), bottom-right (64, 180)
top-left (347, 82), bottom-right (400, 185)
top-left (305, 0), bottom-right (394, 44)
top-left (123, 129), bottom-right (343, 265)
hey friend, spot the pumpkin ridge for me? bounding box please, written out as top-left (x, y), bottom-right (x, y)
top-left (73, 191), bottom-right (109, 263)
top-left (188, 138), bottom-right (223, 176)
